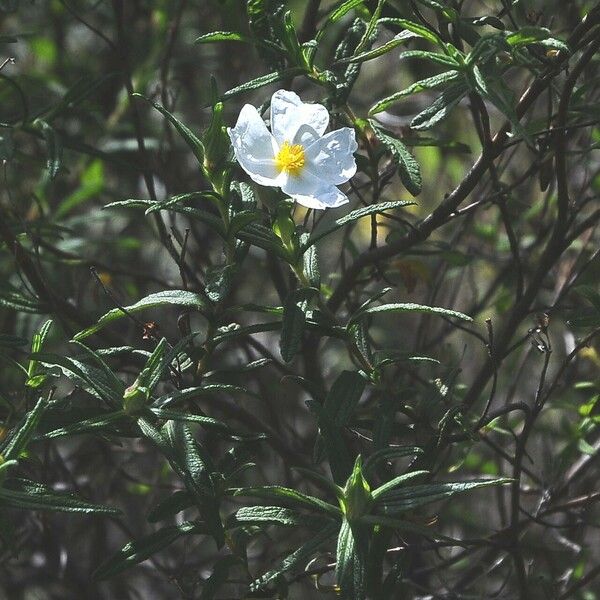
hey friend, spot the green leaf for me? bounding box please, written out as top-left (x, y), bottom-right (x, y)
top-left (410, 81), bottom-right (469, 129)
top-left (1, 396), bottom-right (47, 460)
top-left (93, 521), bottom-right (204, 580)
top-left (206, 264), bottom-right (237, 303)
top-left (31, 352), bottom-right (124, 404)
top-left (0, 478), bottom-right (120, 515)
top-left (137, 418), bottom-right (224, 545)
top-left (330, 0), bottom-right (365, 23)
top-left (250, 522), bottom-right (338, 591)
top-left (168, 422), bottom-right (224, 545)
top-left (0, 288), bottom-right (46, 314)
top-left (73, 291), bottom-right (208, 341)
top-left (133, 94), bottom-right (204, 165)
top-left (319, 419), bottom-right (355, 485)
top-left (153, 384), bottom-right (259, 409)
top-left (469, 66), bottom-right (532, 144)
top-left (280, 288), bottom-right (316, 363)
top-left (149, 409), bottom-right (230, 433)
top-left (376, 478), bottom-right (511, 513)
top-left (505, 26), bottom-right (568, 52)
top-left (351, 302), bottom-right (471, 325)
top-left (232, 486), bottom-right (341, 517)
top-left (414, 0), bottom-right (458, 21)
top-left (303, 239), bottom-right (321, 288)
top-left (38, 411), bottom-right (127, 440)
top-left (354, 0), bottom-right (385, 55)
top-left (144, 191), bottom-right (222, 214)
top-left (139, 338), bottom-right (169, 393)
top-left (370, 121), bottom-right (422, 196)
top-left (398, 49), bottom-right (461, 68)
top-left (221, 68), bottom-right (306, 102)
top-left (233, 505), bottom-right (326, 528)
top-left (323, 371), bottom-right (366, 427)
top-left (335, 31), bottom-right (417, 65)
top-left (371, 470), bottom-right (429, 500)
top-left (26, 319), bottom-right (53, 388)
top-left (336, 519), bottom-right (367, 600)
top-left (378, 18), bottom-right (445, 47)
top-left (106, 198), bottom-right (226, 236)
top-left (236, 222), bottom-right (290, 260)
top-left (305, 201), bottom-right (414, 248)
top-left (369, 71), bottom-right (461, 115)
top-left (194, 31), bottom-right (284, 55)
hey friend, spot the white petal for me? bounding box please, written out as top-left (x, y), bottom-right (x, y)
top-left (281, 169), bottom-right (349, 210)
top-left (270, 90), bottom-right (329, 145)
top-left (228, 104), bottom-right (282, 186)
top-left (305, 127), bottom-right (358, 185)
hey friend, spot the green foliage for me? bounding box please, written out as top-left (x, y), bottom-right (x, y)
top-left (0, 2), bottom-right (599, 599)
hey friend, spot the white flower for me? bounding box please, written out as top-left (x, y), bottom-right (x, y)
top-left (228, 90), bottom-right (358, 209)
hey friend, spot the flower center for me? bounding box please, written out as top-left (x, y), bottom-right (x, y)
top-left (275, 141), bottom-right (305, 176)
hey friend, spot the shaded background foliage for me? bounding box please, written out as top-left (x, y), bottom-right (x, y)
top-left (0, 0), bottom-right (599, 598)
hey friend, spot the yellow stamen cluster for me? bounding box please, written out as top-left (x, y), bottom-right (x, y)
top-left (275, 141), bottom-right (305, 176)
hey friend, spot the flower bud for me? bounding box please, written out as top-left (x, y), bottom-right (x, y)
top-left (123, 380), bottom-right (148, 415)
top-left (342, 455), bottom-right (371, 521)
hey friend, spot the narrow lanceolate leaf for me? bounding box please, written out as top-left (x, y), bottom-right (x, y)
top-left (350, 302), bottom-right (471, 325)
top-left (315, 371), bottom-right (367, 484)
top-left (336, 520), bottom-right (367, 600)
top-left (370, 71), bottom-right (461, 115)
top-left (304, 201), bottom-right (414, 248)
top-left (375, 478), bottom-right (511, 514)
top-left (323, 371), bottom-right (366, 427)
top-left (377, 18), bottom-right (446, 47)
top-left (0, 288), bottom-right (46, 314)
top-left (371, 470), bottom-right (429, 500)
top-left (93, 521), bottom-right (205, 580)
top-left (1, 396), bottom-right (47, 460)
top-left (280, 288), bottom-right (316, 363)
top-left (334, 31), bottom-right (417, 65)
top-left (153, 384), bottom-right (259, 409)
top-left (106, 198), bottom-right (225, 235)
top-left (250, 522), bottom-right (338, 591)
top-left (37, 411), bottom-right (127, 440)
top-left (505, 26), bottom-right (569, 52)
top-left (370, 121), bottom-right (422, 196)
top-left (220, 68), bottom-right (306, 101)
top-left (231, 486), bottom-right (341, 517)
top-left (167, 422), bottom-right (224, 546)
top-left (233, 506), bottom-right (327, 528)
top-left (194, 31), bottom-right (284, 55)
top-left (31, 352), bottom-right (124, 404)
top-left (73, 291), bottom-right (208, 341)
top-left (398, 49), bottom-right (461, 68)
top-left (149, 409), bottom-right (231, 433)
top-left (410, 80), bottom-right (469, 130)
top-left (133, 94), bottom-right (204, 165)
top-left (469, 66), bottom-right (532, 145)
top-left (0, 478), bottom-right (120, 515)
top-left (329, 0), bottom-right (365, 23)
